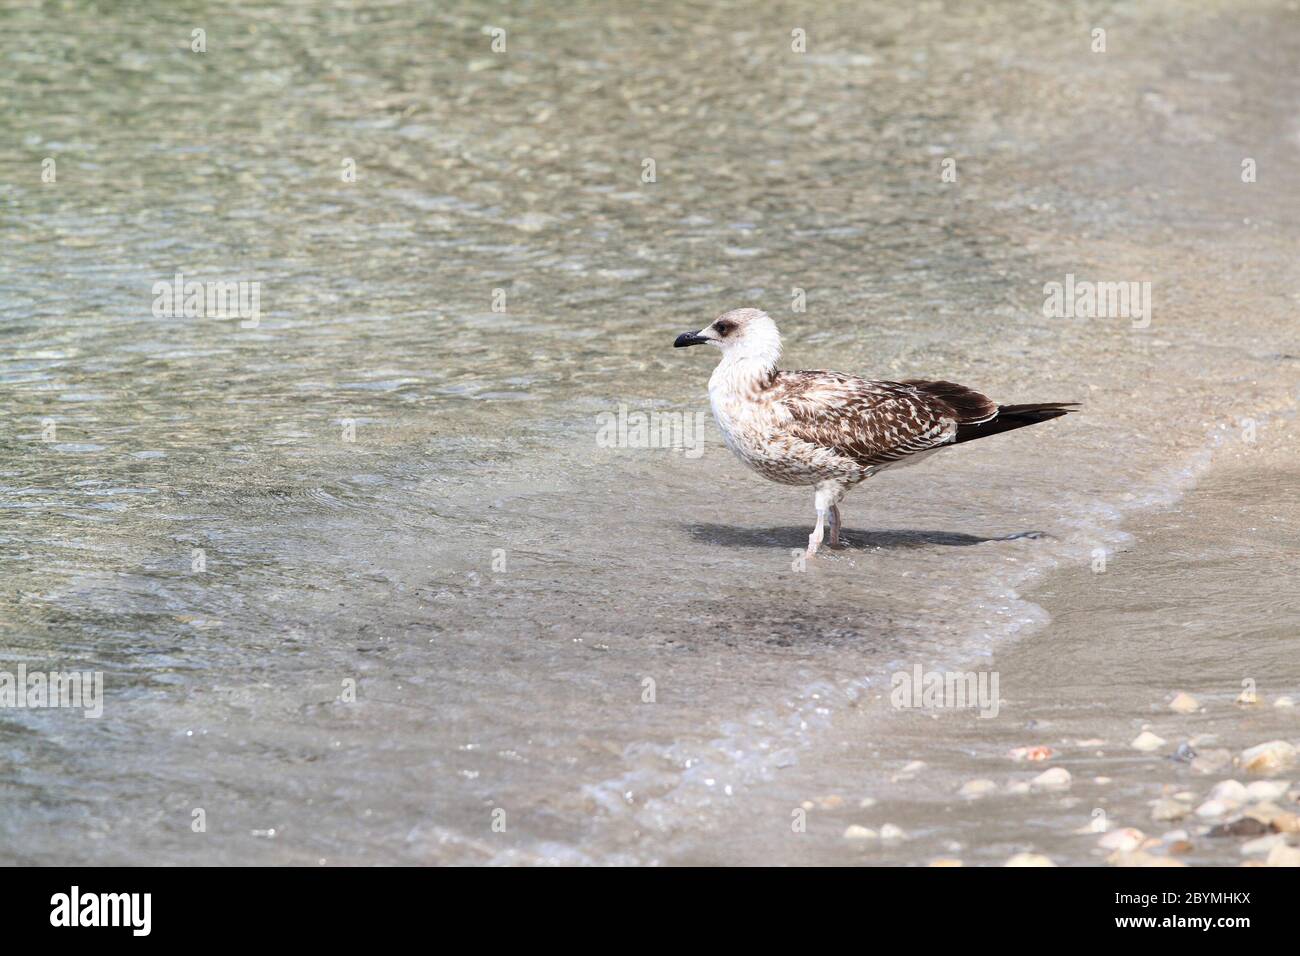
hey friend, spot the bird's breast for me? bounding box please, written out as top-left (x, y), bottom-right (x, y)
top-left (708, 388), bottom-right (807, 483)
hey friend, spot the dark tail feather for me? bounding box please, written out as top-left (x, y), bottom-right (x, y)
top-left (954, 402), bottom-right (1079, 444)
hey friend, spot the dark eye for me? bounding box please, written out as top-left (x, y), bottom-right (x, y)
top-left (713, 320), bottom-right (735, 337)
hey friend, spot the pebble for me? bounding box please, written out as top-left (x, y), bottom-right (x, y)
top-left (1099, 828), bottom-right (1146, 852)
top-left (1169, 692), bottom-right (1200, 714)
top-left (1266, 844), bottom-right (1300, 867)
top-left (1005, 780), bottom-right (1031, 795)
top-left (1009, 745), bottom-right (1055, 762)
top-left (843, 825), bottom-right (878, 840)
top-left (1094, 776), bottom-right (1113, 785)
top-left (1030, 767), bottom-right (1072, 792)
top-left (928, 858), bottom-right (963, 867)
top-left (1161, 828), bottom-right (1189, 843)
top-left (1271, 811), bottom-right (1300, 834)
top-left (879, 823), bottom-right (907, 841)
top-left (1245, 780), bottom-right (1290, 802)
top-left (1151, 799), bottom-right (1190, 822)
top-left (1209, 780), bottom-right (1248, 803)
top-left (1173, 742), bottom-right (1197, 762)
top-left (958, 779), bottom-right (998, 799)
top-left (1241, 740), bottom-right (1297, 773)
top-left (1131, 731), bottom-right (1166, 752)
top-left (1274, 696), bottom-right (1296, 709)
top-left (1241, 834), bottom-right (1286, 856)
top-left (858, 797), bottom-right (878, 809)
top-left (1004, 852), bottom-right (1056, 867)
top-left (1196, 799), bottom-right (1233, 819)
top-left (1244, 802), bottom-right (1286, 826)
top-left (1208, 817), bottom-right (1270, 837)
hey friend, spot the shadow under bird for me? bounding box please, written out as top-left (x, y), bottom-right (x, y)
top-left (674, 308), bottom-right (1078, 558)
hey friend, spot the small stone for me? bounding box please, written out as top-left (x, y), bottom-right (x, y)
top-left (1241, 834), bottom-right (1286, 856)
top-left (1030, 767), bottom-right (1072, 792)
top-left (1167, 840), bottom-right (1195, 855)
top-left (1172, 742), bottom-right (1197, 763)
top-left (1270, 811), bottom-right (1300, 833)
top-left (843, 825), bottom-right (878, 840)
top-left (815, 795), bottom-right (845, 809)
top-left (1131, 731), bottom-right (1166, 752)
top-left (1004, 852), bottom-right (1056, 867)
top-left (1245, 780), bottom-right (1290, 802)
top-left (1208, 816), bottom-right (1270, 837)
top-left (928, 858), bottom-right (963, 867)
top-left (1008, 745), bottom-right (1055, 762)
top-left (1075, 738), bottom-right (1106, 748)
top-left (1099, 828), bottom-right (1145, 852)
top-left (1244, 802), bottom-right (1286, 826)
top-left (1274, 696), bottom-right (1295, 709)
top-left (858, 797), bottom-right (878, 809)
top-left (1094, 776), bottom-right (1113, 785)
top-left (879, 823), bottom-right (907, 840)
top-left (901, 760), bottom-right (926, 774)
top-left (1242, 740), bottom-right (1297, 774)
top-left (1196, 799), bottom-right (1233, 819)
top-left (1161, 829), bottom-right (1190, 843)
top-left (1265, 843), bottom-right (1300, 867)
top-left (1151, 799), bottom-right (1190, 822)
top-left (1005, 780), bottom-right (1031, 795)
top-left (1209, 780), bottom-right (1248, 803)
top-left (958, 779), bottom-right (998, 799)
top-left (1169, 692), bottom-right (1200, 714)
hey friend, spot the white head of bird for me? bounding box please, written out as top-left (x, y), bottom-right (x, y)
top-left (673, 308), bottom-right (783, 373)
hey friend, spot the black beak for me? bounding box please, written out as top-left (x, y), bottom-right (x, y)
top-left (674, 331), bottom-right (708, 348)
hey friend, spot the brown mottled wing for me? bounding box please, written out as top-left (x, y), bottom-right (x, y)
top-left (772, 373), bottom-right (996, 468)
top-left (899, 380), bottom-right (998, 424)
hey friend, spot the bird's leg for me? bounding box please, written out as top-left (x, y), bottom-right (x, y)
top-left (806, 507), bottom-right (826, 559)
top-left (828, 503), bottom-right (843, 549)
top-left (805, 484), bottom-right (842, 559)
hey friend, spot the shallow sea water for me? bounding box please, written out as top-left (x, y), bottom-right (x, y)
top-left (1, 1), bottom-right (1297, 864)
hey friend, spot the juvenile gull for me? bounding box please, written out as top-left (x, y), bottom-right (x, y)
top-left (674, 308), bottom-right (1077, 558)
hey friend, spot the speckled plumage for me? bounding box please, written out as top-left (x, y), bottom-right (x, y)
top-left (676, 308), bottom-right (1076, 557)
top-left (712, 369), bottom-right (998, 486)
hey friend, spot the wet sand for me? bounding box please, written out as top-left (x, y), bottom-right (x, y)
top-left (673, 415), bottom-right (1299, 866)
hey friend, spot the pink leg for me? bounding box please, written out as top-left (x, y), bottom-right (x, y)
top-left (828, 503), bottom-right (845, 548)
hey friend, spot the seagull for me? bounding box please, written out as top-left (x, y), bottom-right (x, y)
top-left (674, 308), bottom-right (1077, 558)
